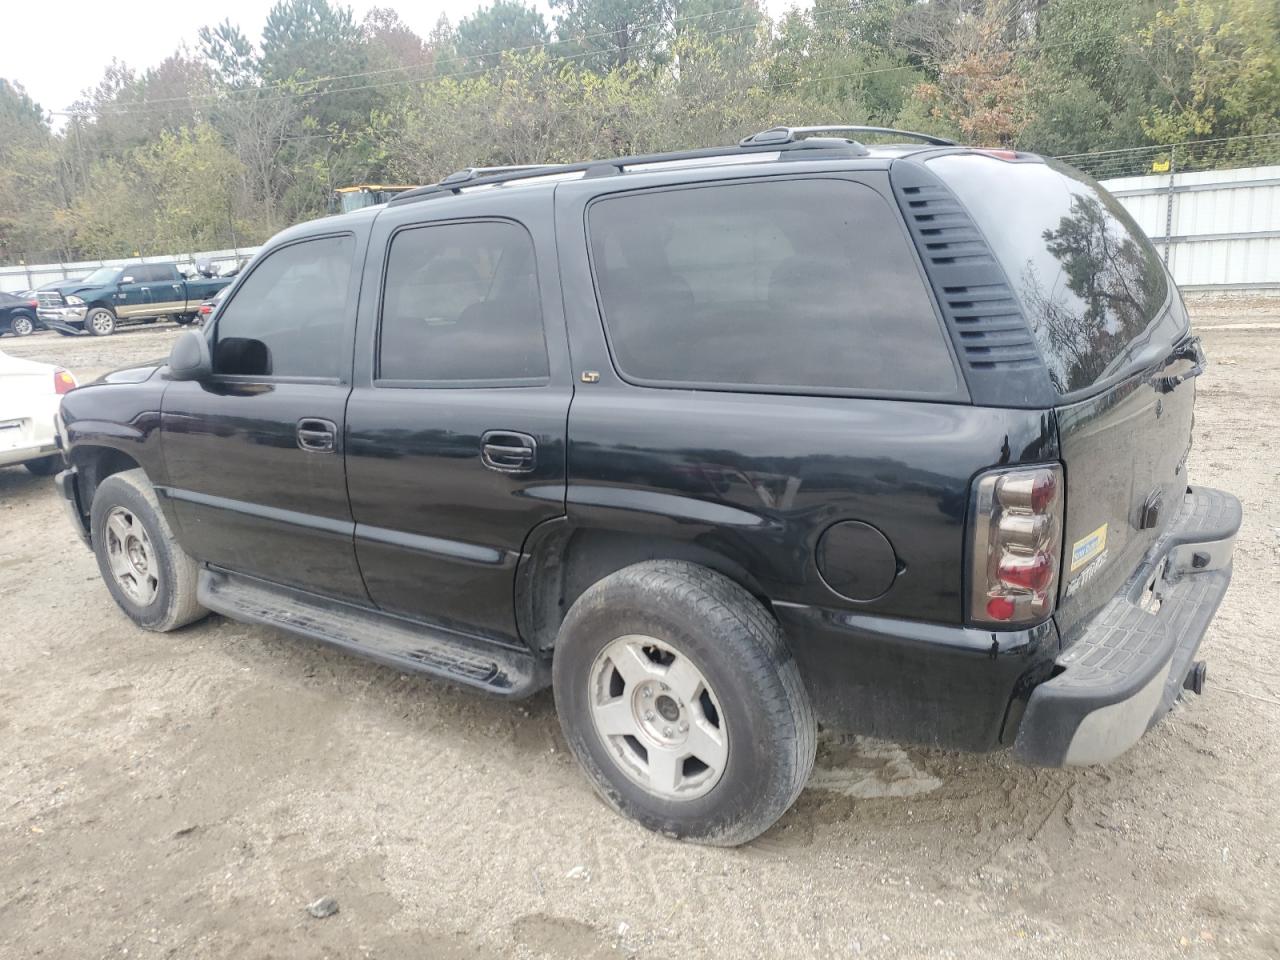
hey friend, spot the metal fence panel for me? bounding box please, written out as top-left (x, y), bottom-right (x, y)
top-left (1099, 165), bottom-right (1278, 292)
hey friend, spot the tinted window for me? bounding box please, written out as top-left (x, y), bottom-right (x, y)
top-left (930, 155), bottom-right (1180, 394)
top-left (588, 178), bottom-right (956, 394)
top-left (134, 264), bottom-right (174, 283)
top-left (213, 235), bottom-right (354, 378)
top-left (379, 220), bottom-right (548, 383)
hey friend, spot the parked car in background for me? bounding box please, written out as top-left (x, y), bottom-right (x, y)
top-left (55, 126), bottom-right (1239, 846)
top-left (37, 263), bottom-right (233, 336)
top-left (0, 292), bottom-right (40, 337)
top-left (194, 285), bottom-right (229, 325)
top-left (1, 348), bottom-right (75, 474)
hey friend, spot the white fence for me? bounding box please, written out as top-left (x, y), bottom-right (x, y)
top-left (1099, 165), bottom-right (1280, 294)
top-left (0, 247), bottom-right (261, 294)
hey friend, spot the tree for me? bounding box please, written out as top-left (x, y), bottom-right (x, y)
top-left (457, 1), bottom-right (550, 69)
top-left (550, 0), bottom-right (675, 70)
top-left (364, 7), bottom-right (435, 73)
top-left (897, 0), bottom-right (1033, 145)
top-left (1018, 0), bottom-right (1164, 155)
top-left (0, 80), bottom-right (69, 264)
top-left (70, 125), bottom-right (254, 259)
top-left (1139, 0), bottom-right (1280, 144)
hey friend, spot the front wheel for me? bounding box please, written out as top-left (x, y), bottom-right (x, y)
top-left (86, 307), bottom-right (116, 337)
top-left (90, 469), bottom-right (208, 631)
top-left (553, 560), bottom-right (815, 846)
top-left (11, 313), bottom-right (35, 336)
top-left (173, 313), bottom-right (196, 326)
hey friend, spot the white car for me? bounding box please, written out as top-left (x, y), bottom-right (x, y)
top-left (0, 348), bottom-right (76, 476)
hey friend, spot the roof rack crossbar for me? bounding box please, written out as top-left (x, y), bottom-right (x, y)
top-left (387, 138), bottom-right (874, 206)
top-left (739, 125), bottom-right (956, 147)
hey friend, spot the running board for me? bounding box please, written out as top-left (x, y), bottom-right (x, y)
top-left (198, 569), bottom-right (548, 698)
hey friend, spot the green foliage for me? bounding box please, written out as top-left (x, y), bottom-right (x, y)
top-left (71, 126), bottom-right (260, 258)
top-left (1139, 0), bottom-right (1280, 143)
top-left (1, 0), bottom-right (1277, 266)
top-left (550, 0), bottom-right (675, 70)
top-left (0, 81), bottom-right (69, 264)
top-left (458, 1), bottom-right (550, 68)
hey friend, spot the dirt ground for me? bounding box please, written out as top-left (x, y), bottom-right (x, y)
top-left (1, 303), bottom-right (1277, 960)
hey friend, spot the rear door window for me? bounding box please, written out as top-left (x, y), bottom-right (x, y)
top-left (587, 177), bottom-right (959, 396)
top-left (928, 154), bottom-right (1181, 394)
top-left (377, 220), bottom-right (549, 385)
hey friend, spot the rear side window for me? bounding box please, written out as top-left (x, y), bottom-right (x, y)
top-left (587, 178), bottom-right (957, 395)
top-left (929, 155), bottom-right (1180, 394)
top-left (378, 220), bottom-right (549, 384)
top-left (138, 264), bottom-right (174, 283)
top-left (213, 234), bottom-right (354, 379)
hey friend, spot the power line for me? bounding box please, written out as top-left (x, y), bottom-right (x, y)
top-left (56, 3), bottom-right (770, 117)
top-left (61, 19), bottom-right (1148, 121)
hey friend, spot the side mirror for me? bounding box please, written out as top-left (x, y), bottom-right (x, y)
top-left (167, 329), bottom-right (213, 381)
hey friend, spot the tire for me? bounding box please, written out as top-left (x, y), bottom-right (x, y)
top-left (24, 455), bottom-right (61, 476)
top-left (553, 560), bottom-right (815, 846)
top-left (86, 307), bottom-right (116, 337)
top-left (11, 313), bottom-right (35, 337)
top-left (173, 314), bottom-right (195, 326)
top-left (90, 468), bottom-right (208, 632)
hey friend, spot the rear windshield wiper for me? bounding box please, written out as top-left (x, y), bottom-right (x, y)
top-left (1153, 336), bottom-right (1205, 394)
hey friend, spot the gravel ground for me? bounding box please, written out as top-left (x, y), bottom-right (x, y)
top-left (1, 304), bottom-right (1277, 959)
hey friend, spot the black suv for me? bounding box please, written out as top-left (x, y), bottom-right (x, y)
top-left (54, 126), bottom-right (1240, 845)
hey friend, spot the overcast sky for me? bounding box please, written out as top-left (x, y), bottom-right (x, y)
top-left (7, 0), bottom-right (806, 118)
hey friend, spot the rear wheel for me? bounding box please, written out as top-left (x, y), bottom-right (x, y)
top-left (553, 560), bottom-right (815, 846)
top-left (11, 313), bottom-right (35, 336)
top-left (173, 313), bottom-right (196, 325)
top-left (90, 469), bottom-right (207, 631)
top-left (24, 455), bottom-right (61, 476)
top-left (86, 307), bottom-right (116, 337)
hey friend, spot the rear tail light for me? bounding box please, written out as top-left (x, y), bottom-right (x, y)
top-left (53, 368), bottom-right (77, 395)
top-left (969, 465), bottom-right (1063, 626)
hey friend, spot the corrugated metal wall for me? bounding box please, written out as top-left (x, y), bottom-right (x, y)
top-left (1101, 165), bottom-right (1280, 292)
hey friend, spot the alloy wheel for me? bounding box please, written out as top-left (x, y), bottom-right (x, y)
top-left (104, 506), bottom-right (160, 605)
top-left (588, 635), bottom-right (729, 801)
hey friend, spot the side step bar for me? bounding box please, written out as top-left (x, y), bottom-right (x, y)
top-left (198, 568), bottom-right (549, 698)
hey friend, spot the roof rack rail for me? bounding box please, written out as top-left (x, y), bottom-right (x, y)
top-left (739, 125), bottom-right (956, 147)
top-left (438, 164), bottom-right (561, 186)
top-left (388, 137), bottom-right (873, 207)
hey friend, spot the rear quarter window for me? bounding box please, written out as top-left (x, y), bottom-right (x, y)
top-left (928, 155), bottom-right (1183, 394)
top-left (587, 177), bottom-right (960, 397)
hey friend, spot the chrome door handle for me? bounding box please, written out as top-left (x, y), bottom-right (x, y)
top-left (297, 418), bottom-right (337, 453)
top-left (480, 431), bottom-right (537, 473)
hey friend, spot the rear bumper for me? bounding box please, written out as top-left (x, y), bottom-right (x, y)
top-left (0, 440), bottom-right (58, 468)
top-left (1013, 486), bottom-right (1241, 767)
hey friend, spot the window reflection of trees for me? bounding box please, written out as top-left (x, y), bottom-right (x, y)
top-left (1018, 191), bottom-right (1167, 392)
